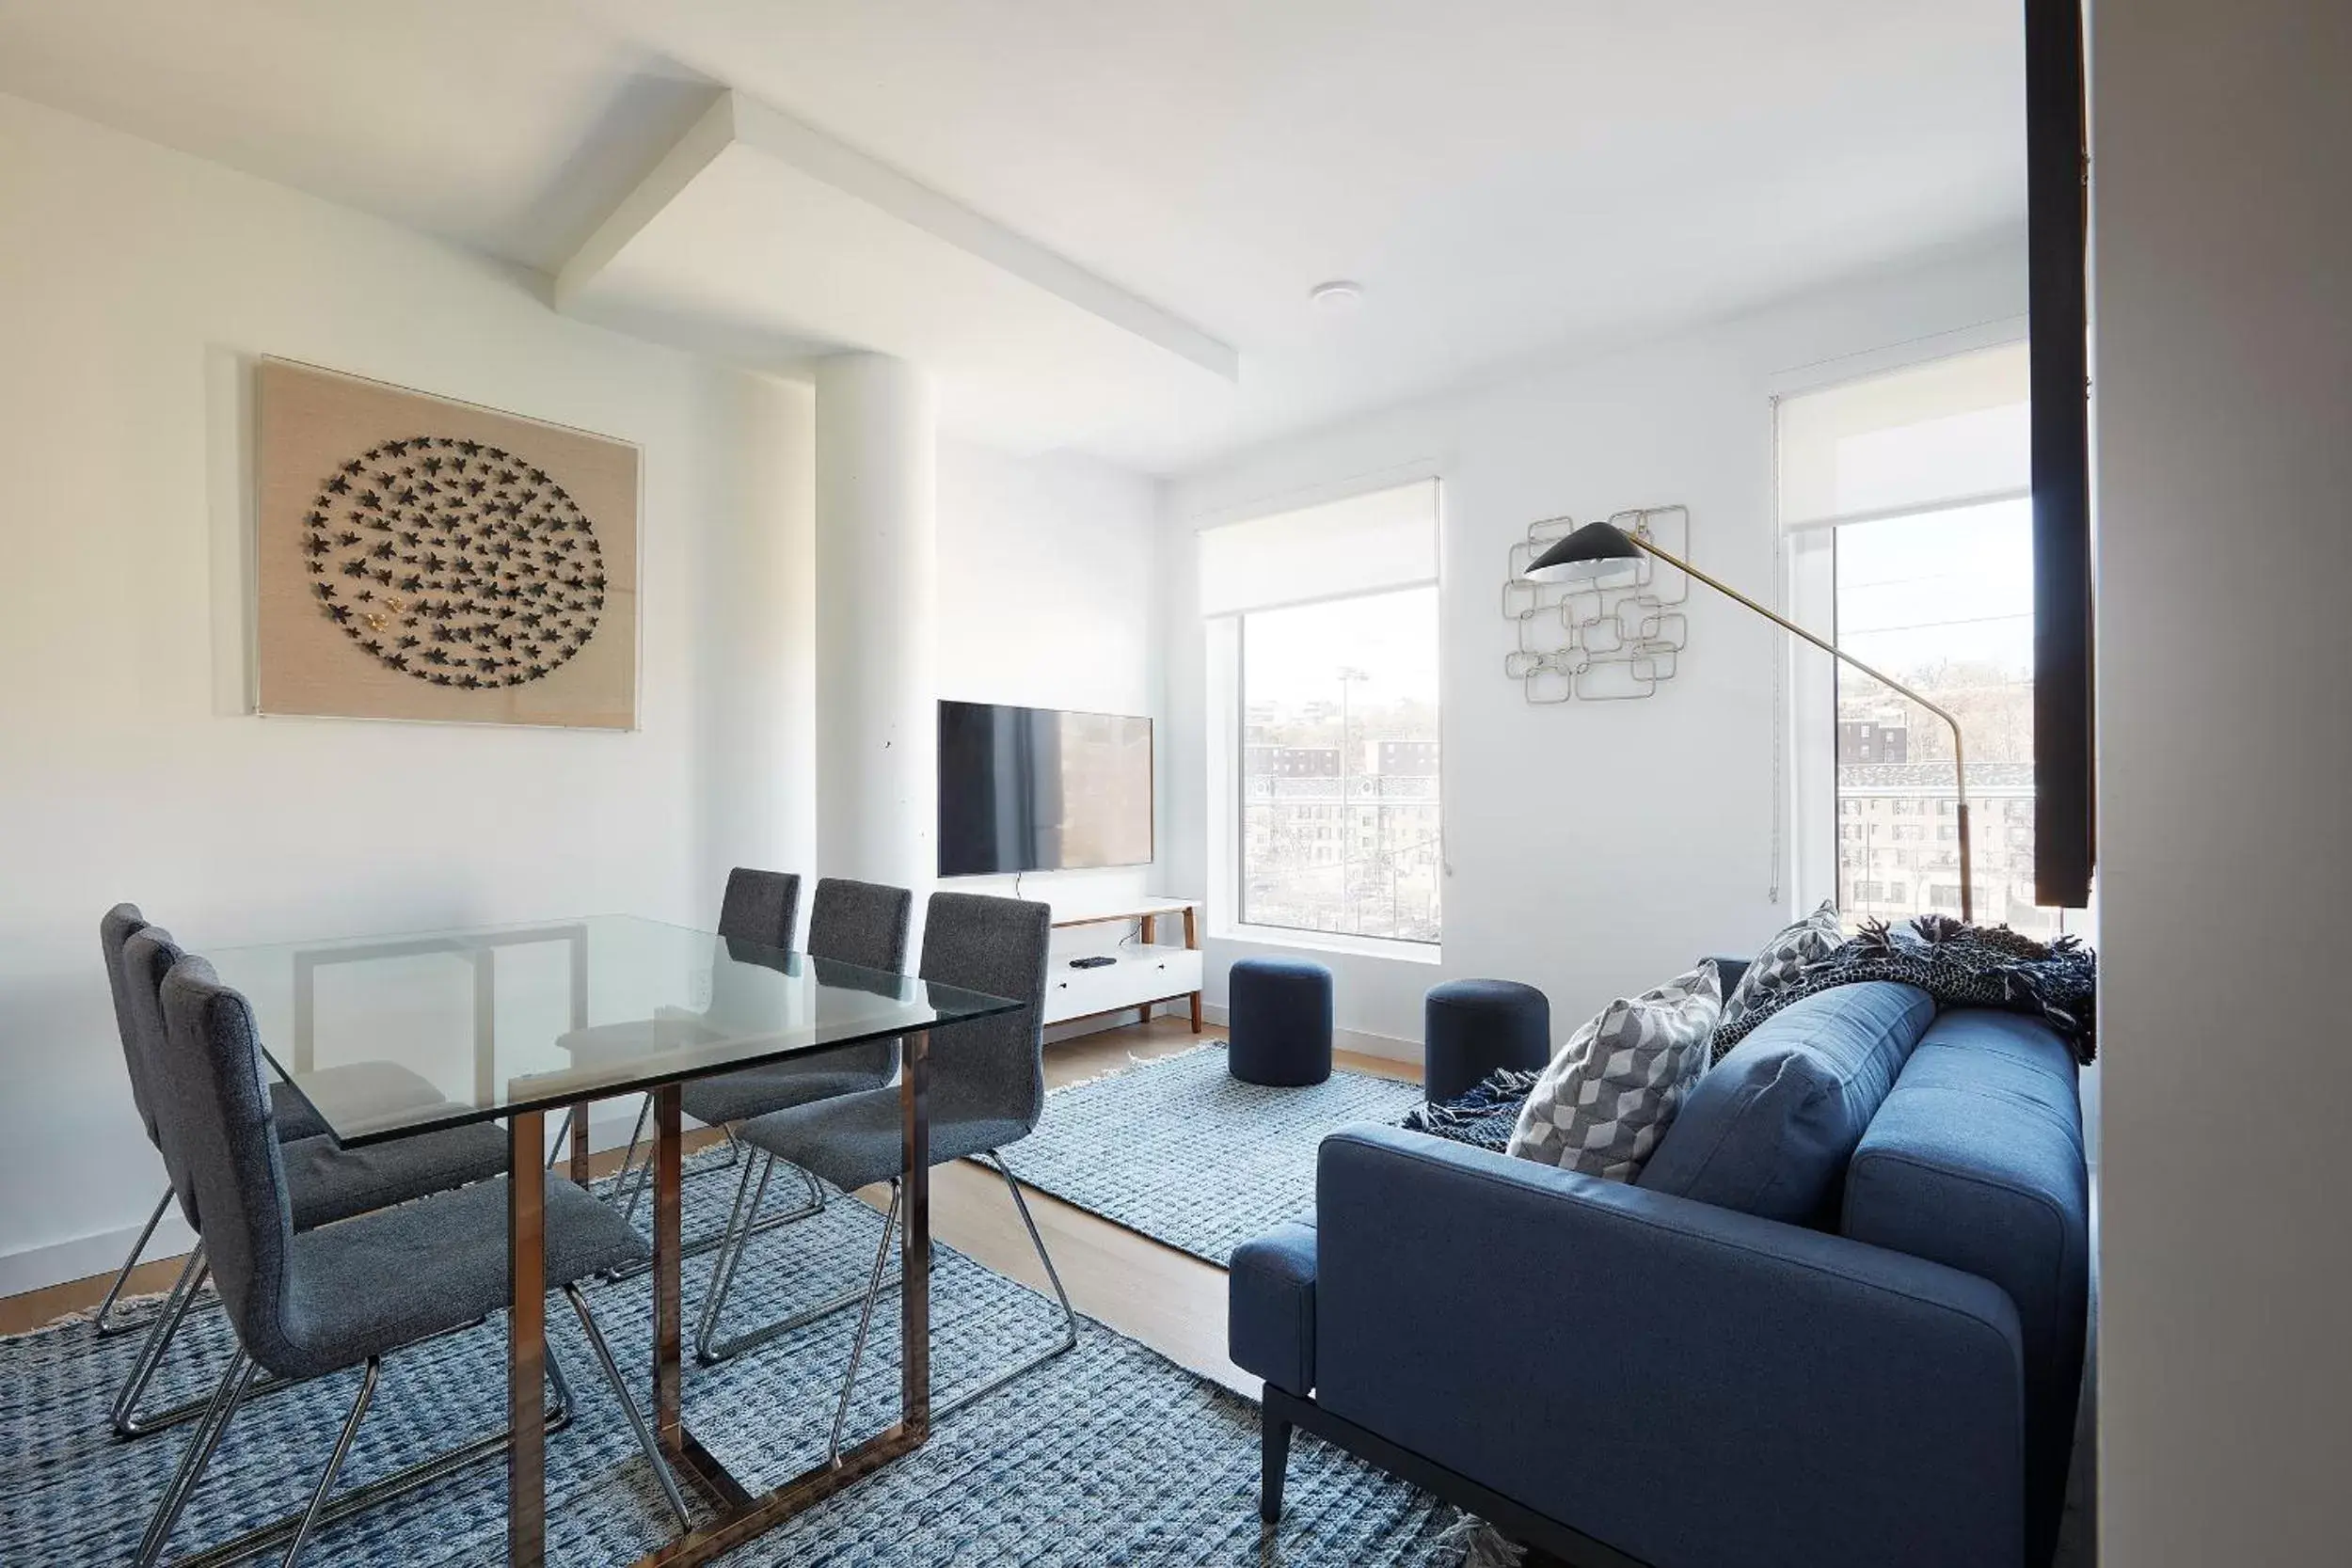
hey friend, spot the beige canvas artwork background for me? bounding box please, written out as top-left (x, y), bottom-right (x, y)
top-left (254, 358), bottom-right (640, 729)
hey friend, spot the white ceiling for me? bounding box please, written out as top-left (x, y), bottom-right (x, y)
top-left (0, 0), bottom-right (2026, 472)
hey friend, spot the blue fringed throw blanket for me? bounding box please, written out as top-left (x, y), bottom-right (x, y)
top-left (1403, 916), bottom-right (2098, 1154)
top-left (1715, 914), bottom-right (2097, 1063)
top-left (1400, 1067), bottom-right (1541, 1153)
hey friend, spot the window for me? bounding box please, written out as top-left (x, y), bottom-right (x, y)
top-left (1206, 481), bottom-right (1441, 946)
top-left (1779, 342), bottom-right (2064, 935)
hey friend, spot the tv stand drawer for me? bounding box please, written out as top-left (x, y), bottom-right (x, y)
top-left (1044, 944), bottom-right (1203, 1025)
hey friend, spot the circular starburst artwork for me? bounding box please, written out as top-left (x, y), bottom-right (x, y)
top-left (301, 437), bottom-right (607, 689)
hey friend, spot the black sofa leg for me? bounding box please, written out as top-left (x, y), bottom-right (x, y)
top-left (1261, 1402), bottom-right (1293, 1523)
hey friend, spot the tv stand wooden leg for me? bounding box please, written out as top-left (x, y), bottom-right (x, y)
top-left (1190, 990), bottom-right (1202, 1034)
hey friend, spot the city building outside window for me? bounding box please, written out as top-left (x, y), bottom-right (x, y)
top-left (1237, 585), bottom-right (1440, 942)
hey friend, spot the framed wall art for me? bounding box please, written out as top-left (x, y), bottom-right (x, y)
top-left (254, 358), bottom-right (640, 729)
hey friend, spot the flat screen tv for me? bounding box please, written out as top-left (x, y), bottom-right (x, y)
top-left (937, 701), bottom-right (1153, 876)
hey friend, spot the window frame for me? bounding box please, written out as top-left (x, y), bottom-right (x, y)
top-left (1775, 323), bottom-right (2030, 920)
top-left (1775, 333), bottom-right (2076, 938)
top-left (1198, 468), bottom-right (1448, 965)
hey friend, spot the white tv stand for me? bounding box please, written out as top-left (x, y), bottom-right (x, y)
top-left (1042, 896), bottom-right (1204, 1033)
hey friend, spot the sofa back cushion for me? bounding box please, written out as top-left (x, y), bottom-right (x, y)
top-left (1841, 1008), bottom-right (2087, 1568)
top-left (1637, 981), bottom-right (1934, 1222)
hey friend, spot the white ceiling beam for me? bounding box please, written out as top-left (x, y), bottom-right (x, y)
top-left (555, 87), bottom-right (1236, 384)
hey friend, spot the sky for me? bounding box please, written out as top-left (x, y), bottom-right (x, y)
top-left (1241, 584), bottom-right (1440, 717)
top-left (1835, 497), bottom-right (2033, 677)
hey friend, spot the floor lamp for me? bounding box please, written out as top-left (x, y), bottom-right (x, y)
top-left (1526, 519), bottom-right (1974, 923)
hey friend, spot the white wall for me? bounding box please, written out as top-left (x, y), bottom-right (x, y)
top-left (0, 90), bottom-right (816, 1291)
top-left (2091, 5), bottom-right (2352, 1561)
top-left (1158, 239), bottom-right (2027, 1056)
top-left (0, 93), bottom-right (1166, 1292)
top-left (934, 439), bottom-right (1169, 982)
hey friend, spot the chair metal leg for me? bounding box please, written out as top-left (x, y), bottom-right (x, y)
top-left (278, 1358), bottom-right (379, 1567)
top-left (135, 1350), bottom-right (254, 1567)
top-left (605, 1143), bottom-right (828, 1285)
top-left (928, 1151), bottom-right (1079, 1422)
top-left (94, 1189), bottom-right (175, 1338)
top-left (563, 1283), bottom-right (692, 1529)
top-left (691, 1149), bottom-right (772, 1363)
top-left (108, 1244), bottom-right (384, 1442)
top-left (822, 1153), bottom-right (1077, 1457)
top-left (616, 1096), bottom-right (656, 1224)
top-left (694, 1156), bottom-right (906, 1368)
top-left (544, 1107), bottom-right (574, 1169)
top-left (111, 1246), bottom-right (208, 1436)
top-left (140, 1342), bottom-right (574, 1568)
top-left (827, 1180), bottom-right (903, 1464)
top-left (110, 1246), bottom-right (301, 1442)
top-left (611, 1101), bottom-right (754, 1231)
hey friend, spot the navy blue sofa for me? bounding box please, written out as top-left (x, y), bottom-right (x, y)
top-left (1230, 964), bottom-right (2089, 1568)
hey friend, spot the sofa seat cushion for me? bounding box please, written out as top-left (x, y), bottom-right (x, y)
top-left (1638, 980), bottom-right (1933, 1223)
top-left (1842, 1008), bottom-right (2087, 1566)
top-left (1229, 1213), bottom-right (1318, 1396)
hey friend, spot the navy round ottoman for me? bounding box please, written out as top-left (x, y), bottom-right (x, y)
top-left (1227, 958), bottom-right (1333, 1086)
top-left (1422, 979), bottom-right (1551, 1101)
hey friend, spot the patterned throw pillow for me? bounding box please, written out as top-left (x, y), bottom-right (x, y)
top-left (1719, 901), bottom-right (1843, 1052)
top-left (1506, 963), bottom-right (1722, 1182)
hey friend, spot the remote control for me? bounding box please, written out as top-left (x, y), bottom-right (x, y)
top-left (1069, 955), bottom-right (1117, 969)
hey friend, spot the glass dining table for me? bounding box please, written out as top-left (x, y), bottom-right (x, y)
top-left (207, 913), bottom-right (1024, 1568)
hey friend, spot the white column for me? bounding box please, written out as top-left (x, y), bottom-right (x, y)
top-left (814, 353), bottom-right (937, 897)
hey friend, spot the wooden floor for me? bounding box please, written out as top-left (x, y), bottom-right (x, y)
top-left (935, 1017), bottom-right (1413, 1394)
top-left (0, 1018), bottom-right (1420, 1400)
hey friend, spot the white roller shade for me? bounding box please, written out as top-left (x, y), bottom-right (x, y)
top-left (1198, 478), bottom-right (1438, 616)
top-left (1776, 341), bottom-right (2030, 532)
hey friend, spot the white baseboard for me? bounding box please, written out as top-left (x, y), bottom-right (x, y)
top-left (1197, 1001), bottom-right (1422, 1070)
top-left (0, 1096), bottom-right (658, 1302)
top-left (0, 1207), bottom-right (199, 1302)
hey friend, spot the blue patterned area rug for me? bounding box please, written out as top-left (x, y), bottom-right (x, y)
top-left (1011, 1044), bottom-right (1426, 1265)
top-left (1, 1150), bottom-right (1486, 1566)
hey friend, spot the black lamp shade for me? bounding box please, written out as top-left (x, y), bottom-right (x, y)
top-left (1524, 520), bottom-right (1645, 583)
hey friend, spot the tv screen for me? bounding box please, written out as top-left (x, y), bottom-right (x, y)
top-left (937, 701), bottom-right (1153, 876)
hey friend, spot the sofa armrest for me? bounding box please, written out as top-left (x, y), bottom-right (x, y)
top-left (1230, 1215), bottom-right (1319, 1396)
top-left (1316, 1126), bottom-right (2026, 1568)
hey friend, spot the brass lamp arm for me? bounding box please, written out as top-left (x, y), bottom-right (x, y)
top-left (1629, 537), bottom-right (1975, 923)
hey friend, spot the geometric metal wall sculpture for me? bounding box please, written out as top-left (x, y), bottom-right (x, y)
top-left (1501, 505), bottom-right (1691, 704)
top-left (255, 358), bottom-right (640, 729)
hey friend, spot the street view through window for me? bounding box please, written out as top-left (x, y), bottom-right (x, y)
top-left (1239, 585), bottom-right (1441, 942)
top-left (1834, 498), bottom-right (2058, 932)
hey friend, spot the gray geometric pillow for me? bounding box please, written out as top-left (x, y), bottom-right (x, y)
top-left (1719, 901), bottom-right (1842, 1049)
top-left (1506, 962), bottom-right (1722, 1182)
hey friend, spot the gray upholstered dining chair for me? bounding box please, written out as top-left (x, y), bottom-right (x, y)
top-left (103, 914), bottom-right (512, 1441)
top-left (92, 905), bottom-right (450, 1337)
top-left (132, 952), bottom-right (689, 1568)
top-left (553, 866), bottom-right (803, 1204)
top-left (694, 890), bottom-right (1077, 1459)
top-left (605, 877), bottom-right (914, 1250)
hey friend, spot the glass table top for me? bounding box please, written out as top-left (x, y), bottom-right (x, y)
top-left (203, 914), bottom-right (1021, 1147)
